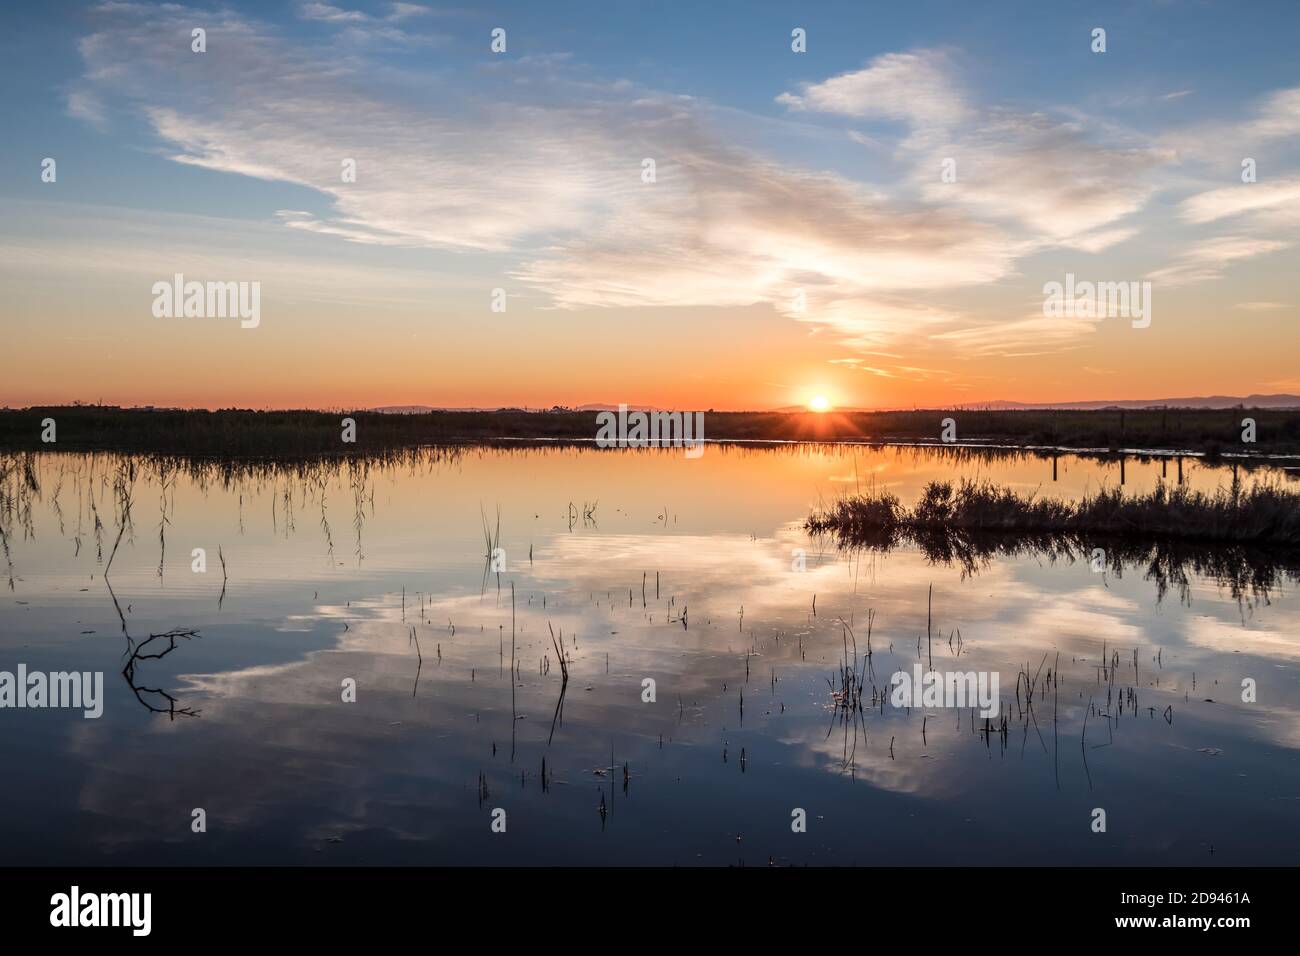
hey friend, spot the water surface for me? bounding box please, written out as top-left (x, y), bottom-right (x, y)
top-left (2, 445), bottom-right (1298, 865)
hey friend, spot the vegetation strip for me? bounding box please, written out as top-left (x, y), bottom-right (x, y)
top-left (807, 480), bottom-right (1300, 547)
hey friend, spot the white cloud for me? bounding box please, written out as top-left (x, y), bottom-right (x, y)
top-left (776, 50), bottom-right (970, 129)
top-left (932, 310), bottom-right (1104, 357)
top-left (0, 198), bottom-right (452, 310)
top-left (299, 3), bottom-right (368, 23)
top-left (780, 50), bottom-right (1168, 247)
top-left (1180, 178), bottom-right (1300, 225)
top-left (65, 89), bottom-right (107, 129)
top-left (298, 2), bottom-right (433, 23)
top-left (1146, 235), bottom-right (1290, 287)
top-left (917, 111), bottom-right (1167, 243)
top-left (72, 9), bottom-right (1047, 354)
top-left (1236, 86), bottom-right (1300, 142)
top-left (66, 6), bottom-right (1300, 363)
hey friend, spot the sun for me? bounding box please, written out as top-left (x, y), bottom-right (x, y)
top-left (808, 395), bottom-right (831, 413)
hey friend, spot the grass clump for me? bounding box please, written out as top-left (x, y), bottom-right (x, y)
top-left (808, 479), bottom-right (1300, 547)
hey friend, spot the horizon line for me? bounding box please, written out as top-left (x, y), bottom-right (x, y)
top-left (7, 394), bottom-right (1300, 414)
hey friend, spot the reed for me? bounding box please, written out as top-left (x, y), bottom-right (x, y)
top-left (808, 478), bottom-right (1300, 547)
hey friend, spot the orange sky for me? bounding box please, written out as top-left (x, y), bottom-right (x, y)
top-left (4, 6), bottom-right (1300, 411)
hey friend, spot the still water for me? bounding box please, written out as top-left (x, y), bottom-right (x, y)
top-left (1, 445), bottom-right (1298, 865)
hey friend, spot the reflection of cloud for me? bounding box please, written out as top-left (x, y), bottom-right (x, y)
top-left (530, 529), bottom-right (848, 628)
top-left (1181, 611), bottom-right (1300, 663)
top-left (782, 718), bottom-right (962, 799)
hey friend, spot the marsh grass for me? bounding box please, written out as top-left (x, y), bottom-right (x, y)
top-left (809, 479), bottom-right (1300, 546)
top-left (808, 479), bottom-right (1300, 602)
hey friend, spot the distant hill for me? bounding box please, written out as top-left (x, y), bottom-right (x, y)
top-left (373, 403), bottom-right (662, 413)
top-left (375, 395), bottom-right (1300, 415)
top-left (372, 405), bottom-right (533, 413)
top-left (956, 394), bottom-right (1300, 411)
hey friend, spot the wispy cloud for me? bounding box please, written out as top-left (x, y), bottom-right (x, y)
top-left (72, 8), bottom-right (1039, 355)
top-left (1146, 235), bottom-right (1290, 287)
top-left (779, 49), bottom-right (1169, 247)
top-left (1179, 178), bottom-right (1300, 225)
top-left (777, 50), bottom-right (971, 129)
top-left (65, 89), bottom-right (107, 129)
top-left (65, 4), bottom-right (1300, 364)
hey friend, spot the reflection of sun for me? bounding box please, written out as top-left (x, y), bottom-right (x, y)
top-left (809, 395), bottom-right (831, 412)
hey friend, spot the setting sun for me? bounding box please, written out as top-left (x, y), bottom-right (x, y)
top-left (809, 395), bottom-right (832, 412)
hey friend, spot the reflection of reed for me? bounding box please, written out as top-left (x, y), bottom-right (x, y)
top-left (826, 613), bottom-right (873, 772)
top-left (409, 625), bottom-right (422, 698)
top-left (121, 628), bottom-right (201, 719)
top-left (7, 441), bottom-right (1294, 497)
top-left (350, 462), bottom-right (371, 566)
top-left (159, 462), bottom-right (181, 576)
top-left (480, 504), bottom-right (501, 595)
top-left (546, 621), bottom-right (568, 745)
top-left (0, 454), bottom-right (26, 589)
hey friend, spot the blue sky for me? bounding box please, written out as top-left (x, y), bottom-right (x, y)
top-left (2, 1), bottom-right (1298, 408)
top-left (7, 1), bottom-right (1300, 218)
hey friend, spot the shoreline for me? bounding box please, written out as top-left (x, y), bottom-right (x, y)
top-left (4, 406), bottom-right (1300, 460)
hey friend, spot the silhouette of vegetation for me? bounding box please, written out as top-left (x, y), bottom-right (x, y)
top-left (809, 479), bottom-right (1300, 602)
top-left (810, 479), bottom-right (1300, 545)
top-left (4, 405), bottom-right (1300, 456)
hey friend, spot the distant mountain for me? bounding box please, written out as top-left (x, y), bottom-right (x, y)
top-left (372, 394), bottom-right (1300, 414)
top-left (373, 403), bottom-right (663, 413)
top-left (572, 403), bottom-right (658, 412)
top-left (955, 394), bottom-right (1300, 411)
top-left (371, 405), bottom-right (525, 413)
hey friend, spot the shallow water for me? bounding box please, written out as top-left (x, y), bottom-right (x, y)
top-left (1, 445), bottom-right (1298, 865)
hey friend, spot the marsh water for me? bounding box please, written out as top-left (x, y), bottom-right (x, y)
top-left (2, 444), bottom-right (1299, 866)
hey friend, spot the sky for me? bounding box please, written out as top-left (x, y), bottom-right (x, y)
top-left (1, 0), bottom-right (1298, 411)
